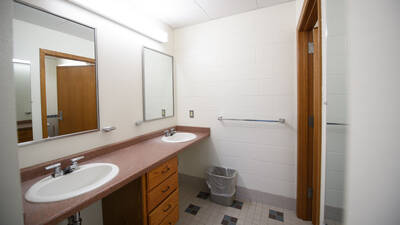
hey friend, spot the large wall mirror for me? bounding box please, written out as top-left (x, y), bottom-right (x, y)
top-left (142, 47), bottom-right (174, 121)
top-left (13, 1), bottom-right (99, 145)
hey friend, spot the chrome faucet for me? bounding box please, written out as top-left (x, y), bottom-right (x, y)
top-left (45, 163), bottom-right (64, 178)
top-left (45, 156), bottom-right (85, 178)
top-left (164, 128), bottom-right (176, 137)
top-left (164, 130), bottom-right (171, 137)
top-left (64, 156), bottom-right (85, 174)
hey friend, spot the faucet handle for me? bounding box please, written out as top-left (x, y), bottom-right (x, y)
top-left (45, 163), bottom-right (61, 170)
top-left (70, 156), bottom-right (84, 170)
top-left (71, 156), bottom-right (84, 163)
top-left (45, 163), bottom-right (63, 177)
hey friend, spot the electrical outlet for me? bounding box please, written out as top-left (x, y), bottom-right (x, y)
top-left (189, 110), bottom-right (194, 118)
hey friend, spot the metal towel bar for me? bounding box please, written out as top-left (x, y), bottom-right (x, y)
top-left (327, 122), bottom-right (347, 126)
top-left (217, 116), bottom-right (285, 124)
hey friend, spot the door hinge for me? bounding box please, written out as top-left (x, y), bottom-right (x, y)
top-left (307, 187), bottom-right (313, 199)
top-left (308, 42), bottom-right (314, 54)
top-left (308, 115), bottom-right (314, 128)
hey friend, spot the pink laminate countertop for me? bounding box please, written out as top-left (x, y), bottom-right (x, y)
top-left (21, 128), bottom-right (210, 225)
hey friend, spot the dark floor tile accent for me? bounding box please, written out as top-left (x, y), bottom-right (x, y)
top-left (221, 215), bottom-right (238, 225)
top-left (185, 204), bottom-right (200, 215)
top-left (269, 209), bottom-right (284, 222)
top-left (231, 200), bottom-right (243, 209)
top-left (196, 191), bottom-right (210, 200)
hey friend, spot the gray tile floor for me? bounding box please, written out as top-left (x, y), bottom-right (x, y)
top-left (176, 181), bottom-right (313, 225)
top-left (324, 219), bottom-right (342, 225)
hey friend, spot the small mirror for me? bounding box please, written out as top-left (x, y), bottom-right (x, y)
top-left (142, 47), bottom-right (174, 121)
top-left (13, 2), bottom-right (98, 144)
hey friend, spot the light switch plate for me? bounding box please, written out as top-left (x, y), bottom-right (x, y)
top-left (189, 110), bottom-right (194, 118)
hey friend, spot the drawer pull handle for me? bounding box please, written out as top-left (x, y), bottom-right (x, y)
top-left (163, 204), bottom-right (172, 212)
top-left (161, 186), bottom-right (170, 193)
top-left (168, 223), bottom-right (172, 225)
top-left (161, 166), bottom-right (170, 174)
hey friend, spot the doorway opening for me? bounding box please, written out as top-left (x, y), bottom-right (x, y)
top-left (296, 0), bottom-right (322, 225)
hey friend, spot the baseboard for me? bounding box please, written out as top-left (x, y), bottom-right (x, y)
top-left (178, 173), bottom-right (296, 211)
top-left (325, 205), bottom-right (343, 222)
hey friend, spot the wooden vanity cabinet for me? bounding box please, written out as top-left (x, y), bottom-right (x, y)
top-left (103, 157), bottom-right (179, 225)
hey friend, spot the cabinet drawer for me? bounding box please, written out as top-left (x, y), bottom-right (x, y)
top-left (148, 172), bottom-right (178, 212)
top-left (148, 190), bottom-right (179, 225)
top-left (159, 205), bottom-right (179, 225)
top-left (147, 157), bottom-right (177, 191)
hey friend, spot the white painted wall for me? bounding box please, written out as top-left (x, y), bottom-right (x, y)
top-left (175, 2), bottom-right (297, 198)
top-left (15, 0), bottom-right (175, 224)
top-left (45, 57), bottom-right (59, 116)
top-left (344, 0), bottom-right (400, 225)
top-left (14, 62), bottom-right (32, 121)
top-left (13, 18), bottom-right (95, 140)
top-left (0, 0), bottom-right (25, 224)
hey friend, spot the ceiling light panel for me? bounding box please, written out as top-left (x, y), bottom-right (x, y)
top-left (67, 0), bottom-right (169, 43)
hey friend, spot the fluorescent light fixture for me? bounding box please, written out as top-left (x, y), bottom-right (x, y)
top-left (67, 0), bottom-right (168, 43)
top-left (12, 58), bottom-right (31, 64)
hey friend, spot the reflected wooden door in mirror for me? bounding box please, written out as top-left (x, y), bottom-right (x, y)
top-left (39, 49), bottom-right (98, 139)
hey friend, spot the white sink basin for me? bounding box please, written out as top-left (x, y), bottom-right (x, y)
top-left (161, 132), bottom-right (197, 143)
top-left (25, 163), bottom-right (119, 203)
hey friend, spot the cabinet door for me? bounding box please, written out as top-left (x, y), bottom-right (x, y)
top-left (102, 178), bottom-right (143, 225)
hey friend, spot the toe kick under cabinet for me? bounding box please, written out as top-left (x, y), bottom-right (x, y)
top-left (103, 157), bottom-right (179, 225)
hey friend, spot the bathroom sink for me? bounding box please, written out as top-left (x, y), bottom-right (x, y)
top-left (25, 163), bottom-right (119, 203)
top-left (161, 132), bottom-right (197, 143)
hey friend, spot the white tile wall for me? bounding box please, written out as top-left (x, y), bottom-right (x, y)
top-left (175, 2), bottom-right (297, 199)
top-left (325, 0), bottom-right (347, 210)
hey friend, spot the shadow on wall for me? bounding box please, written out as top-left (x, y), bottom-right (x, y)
top-left (178, 138), bottom-right (220, 179)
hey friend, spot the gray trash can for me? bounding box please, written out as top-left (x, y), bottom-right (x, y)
top-left (206, 166), bottom-right (238, 206)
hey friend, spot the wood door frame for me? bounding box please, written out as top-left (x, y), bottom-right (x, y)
top-left (296, 0), bottom-right (322, 225)
top-left (39, 49), bottom-right (96, 138)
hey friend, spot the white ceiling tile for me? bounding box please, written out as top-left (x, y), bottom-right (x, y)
top-left (256, 0), bottom-right (294, 8)
top-left (194, 0), bottom-right (258, 19)
top-left (152, 0), bottom-right (210, 28)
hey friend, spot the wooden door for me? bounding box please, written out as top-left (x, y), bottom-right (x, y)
top-left (306, 29), bottom-right (315, 220)
top-left (312, 27), bottom-right (322, 225)
top-left (57, 65), bottom-right (97, 135)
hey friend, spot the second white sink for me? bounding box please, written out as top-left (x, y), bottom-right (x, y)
top-left (161, 132), bottom-right (197, 143)
top-left (25, 163), bottom-right (119, 203)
